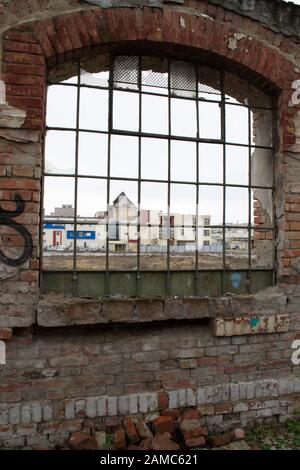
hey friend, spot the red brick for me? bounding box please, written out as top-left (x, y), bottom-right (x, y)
top-left (152, 415), bottom-right (174, 434)
top-left (185, 436), bottom-right (206, 448)
top-left (4, 73), bottom-right (44, 87)
top-left (4, 29), bottom-right (38, 44)
top-left (68, 432), bottom-right (98, 450)
top-left (113, 428), bottom-right (126, 450)
top-left (3, 40), bottom-right (42, 55)
top-left (152, 432), bottom-right (179, 451)
top-left (139, 437), bottom-right (153, 450)
top-left (53, 16), bottom-right (74, 53)
top-left (72, 12), bottom-right (91, 48)
top-left (208, 432), bottom-right (232, 447)
top-left (290, 222), bottom-right (300, 231)
top-left (158, 391), bottom-right (169, 411)
top-left (0, 329), bottom-right (13, 340)
top-left (231, 428), bottom-right (245, 441)
top-left (3, 51), bottom-right (45, 66)
top-left (182, 409), bottom-right (200, 420)
top-left (135, 419), bottom-right (153, 440)
top-left (82, 10), bottom-right (101, 45)
top-left (180, 418), bottom-right (206, 440)
top-left (214, 403), bottom-right (232, 414)
top-left (123, 418), bottom-right (139, 445)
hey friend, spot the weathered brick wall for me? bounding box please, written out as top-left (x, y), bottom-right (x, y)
top-left (0, 0), bottom-right (300, 449)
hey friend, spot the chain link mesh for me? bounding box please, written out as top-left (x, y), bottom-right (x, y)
top-left (113, 56), bottom-right (139, 85)
top-left (198, 66), bottom-right (221, 97)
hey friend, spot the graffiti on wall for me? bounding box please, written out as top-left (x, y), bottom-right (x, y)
top-left (0, 194), bottom-right (33, 266)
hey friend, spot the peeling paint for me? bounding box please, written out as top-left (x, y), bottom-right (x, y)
top-left (230, 272), bottom-right (241, 289)
top-left (0, 341), bottom-right (6, 365)
top-left (179, 16), bottom-right (186, 28)
top-left (0, 80), bottom-right (7, 105)
top-left (249, 317), bottom-right (259, 328)
top-left (199, 13), bottom-right (215, 22)
top-left (289, 80), bottom-right (300, 107)
top-left (227, 32), bottom-right (246, 50)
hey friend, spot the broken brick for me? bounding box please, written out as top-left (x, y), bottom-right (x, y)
top-left (152, 432), bottom-right (179, 451)
top-left (152, 415), bottom-right (174, 434)
top-left (123, 418), bottom-right (139, 445)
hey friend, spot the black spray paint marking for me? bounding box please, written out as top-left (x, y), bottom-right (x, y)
top-left (0, 194), bottom-right (33, 266)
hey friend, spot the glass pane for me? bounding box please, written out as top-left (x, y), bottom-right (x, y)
top-left (199, 102), bottom-right (221, 140)
top-left (46, 85), bottom-right (77, 128)
top-left (78, 132), bottom-right (107, 176)
top-left (170, 239), bottom-right (196, 270)
top-left (113, 90), bottom-right (139, 131)
top-left (171, 141), bottom-right (196, 182)
top-left (75, 223), bottom-right (106, 271)
top-left (198, 66), bottom-right (221, 101)
top-left (140, 225), bottom-right (167, 271)
top-left (250, 86), bottom-right (272, 109)
top-left (42, 223), bottom-right (74, 271)
top-left (225, 228), bottom-right (249, 269)
top-left (226, 104), bottom-right (249, 145)
top-left (199, 143), bottom-right (223, 184)
top-left (110, 135), bottom-right (138, 178)
top-left (226, 187), bottom-right (249, 225)
top-left (225, 72), bottom-right (249, 105)
top-left (170, 184), bottom-right (196, 216)
top-left (252, 229), bottom-right (274, 268)
top-left (198, 227), bottom-right (223, 269)
top-left (141, 138), bottom-right (168, 181)
top-left (170, 60), bottom-right (196, 98)
top-left (251, 109), bottom-right (273, 148)
top-left (251, 148), bottom-right (273, 188)
top-left (77, 178), bottom-right (106, 218)
top-left (226, 145), bottom-right (248, 185)
top-left (251, 188), bottom-right (273, 227)
top-left (171, 98), bottom-right (197, 137)
top-left (141, 182), bottom-right (168, 214)
top-left (198, 185), bottom-right (223, 226)
top-left (142, 56), bottom-right (168, 94)
top-left (45, 131), bottom-right (75, 175)
top-left (142, 94), bottom-right (168, 135)
top-left (43, 176), bottom-right (75, 219)
top-left (109, 223), bottom-right (137, 271)
top-left (79, 88), bottom-right (108, 131)
top-left (80, 69), bottom-right (109, 87)
top-left (109, 180), bottom-right (138, 222)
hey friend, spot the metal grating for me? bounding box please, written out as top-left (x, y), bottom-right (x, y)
top-left (198, 65), bottom-right (221, 97)
top-left (113, 56), bottom-right (139, 85)
top-left (170, 60), bottom-right (197, 92)
top-left (141, 56), bottom-right (169, 89)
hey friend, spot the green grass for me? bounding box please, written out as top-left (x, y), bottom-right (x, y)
top-left (245, 419), bottom-right (300, 450)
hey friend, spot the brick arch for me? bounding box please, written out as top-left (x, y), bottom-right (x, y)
top-left (1, 6), bottom-right (298, 149)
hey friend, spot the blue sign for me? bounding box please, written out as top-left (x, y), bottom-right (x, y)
top-left (67, 230), bottom-right (96, 240)
top-left (43, 224), bottom-right (65, 229)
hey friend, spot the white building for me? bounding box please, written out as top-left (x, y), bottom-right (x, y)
top-left (43, 193), bottom-right (213, 253)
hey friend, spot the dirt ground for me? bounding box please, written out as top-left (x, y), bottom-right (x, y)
top-left (43, 251), bottom-right (255, 271)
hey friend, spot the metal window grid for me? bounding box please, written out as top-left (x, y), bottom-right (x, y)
top-left (42, 55), bottom-right (276, 297)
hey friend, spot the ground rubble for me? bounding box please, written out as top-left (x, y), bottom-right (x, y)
top-left (66, 409), bottom-right (246, 451)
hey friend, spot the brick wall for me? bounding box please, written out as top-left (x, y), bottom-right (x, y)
top-left (0, 0), bottom-right (300, 449)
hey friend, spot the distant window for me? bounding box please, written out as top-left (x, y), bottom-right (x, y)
top-left (43, 54), bottom-right (275, 297)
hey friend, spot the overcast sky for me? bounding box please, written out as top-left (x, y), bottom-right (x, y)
top-left (45, 61), bottom-right (274, 226)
